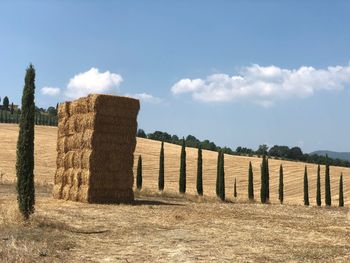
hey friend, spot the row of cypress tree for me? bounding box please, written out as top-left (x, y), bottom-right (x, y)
top-left (0, 109), bottom-right (57, 126)
top-left (136, 144), bottom-right (345, 207)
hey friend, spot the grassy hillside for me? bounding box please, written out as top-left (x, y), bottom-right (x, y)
top-left (0, 123), bottom-right (348, 205)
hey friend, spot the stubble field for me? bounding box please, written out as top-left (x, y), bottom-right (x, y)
top-left (0, 123), bottom-right (349, 262)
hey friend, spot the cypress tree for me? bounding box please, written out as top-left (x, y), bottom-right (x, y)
top-left (196, 145), bottom-right (203, 196)
top-left (179, 138), bottom-right (186, 193)
top-left (3, 96), bottom-right (9, 110)
top-left (158, 141), bottom-right (164, 191)
top-left (316, 164), bottom-right (321, 206)
top-left (218, 151), bottom-right (225, 201)
top-left (279, 164), bottom-right (284, 204)
top-left (16, 64), bottom-right (36, 219)
top-left (325, 156), bottom-right (332, 206)
top-left (304, 166), bottom-right (309, 206)
top-left (260, 154), bottom-right (268, 204)
top-left (216, 151), bottom-right (220, 196)
top-left (136, 155), bottom-right (142, 190)
top-left (266, 158), bottom-right (270, 201)
top-left (10, 102), bottom-right (14, 114)
top-left (16, 112), bottom-right (20, 124)
top-left (0, 110), bottom-right (3, 123)
top-left (339, 173), bottom-right (344, 207)
top-left (4, 111), bottom-right (8, 123)
top-left (234, 177), bottom-right (237, 198)
top-left (248, 161), bottom-right (254, 200)
top-left (40, 113), bottom-right (43, 125)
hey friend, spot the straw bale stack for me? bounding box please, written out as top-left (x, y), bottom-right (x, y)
top-left (53, 94), bottom-right (140, 203)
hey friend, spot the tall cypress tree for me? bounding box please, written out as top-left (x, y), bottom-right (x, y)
top-left (16, 64), bottom-right (36, 219)
top-left (339, 173), bottom-right (344, 207)
top-left (316, 164), bottom-right (321, 206)
top-left (325, 156), bottom-right (332, 206)
top-left (234, 177), bottom-right (237, 198)
top-left (218, 151), bottom-right (225, 201)
top-left (248, 161), bottom-right (254, 200)
top-left (260, 154), bottom-right (267, 203)
top-left (158, 141), bottom-right (164, 191)
top-left (279, 164), bottom-right (284, 204)
top-left (266, 158), bottom-right (270, 201)
top-left (136, 155), bottom-right (142, 190)
top-left (304, 166), bottom-right (309, 206)
top-left (196, 145), bottom-right (203, 196)
top-left (216, 151), bottom-right (220, 196)
top-left (260, 154), bottom-right (269, 204)
top-left (179, 138), bottom-right (186, 193)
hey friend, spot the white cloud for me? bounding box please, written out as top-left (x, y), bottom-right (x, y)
top-left (171, 64), bottom-right (350, 107)
top-left (126, 92), bottom-right (162, 104)
top-left (41, 86), bottom-right (60, 96)
top-left (65, 68), bottom-right (123, 99)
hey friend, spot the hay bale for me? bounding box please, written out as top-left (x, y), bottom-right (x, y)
top-left (53, 94), bottom-right (140, 203)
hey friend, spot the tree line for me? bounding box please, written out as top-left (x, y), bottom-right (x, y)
top-left (136, 140), bottom-right (346, 208)
top-left (0, 95), bottom-right (58, 126)
top-left (138, 129), bottom-right (350, 168)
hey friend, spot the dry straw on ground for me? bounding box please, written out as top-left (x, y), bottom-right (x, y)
top-left (53, 94), bottom-right (139, 203)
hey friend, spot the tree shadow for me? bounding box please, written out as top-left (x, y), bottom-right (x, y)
top-left (132, 199), bottom-right (185, 206)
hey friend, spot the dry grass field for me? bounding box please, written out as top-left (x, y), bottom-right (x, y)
top-left (1, 123), bottom-right (350, 262)
top-left (0, 123), bottom-right (348, 206)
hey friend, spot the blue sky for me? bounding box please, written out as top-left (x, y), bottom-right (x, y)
top-left (1, 0), bottom-right (350, 153)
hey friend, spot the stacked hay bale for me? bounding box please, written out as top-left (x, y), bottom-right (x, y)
top-left (53, 94), bottom-right (140, 203)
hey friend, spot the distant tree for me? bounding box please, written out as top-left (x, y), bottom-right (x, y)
top-left (148, 131), bottom-right (172, 142)
top-left (47, 106), bottom-right (57, 116)
top-left (16, 112), bottom-right (20, 123)
top-left (158, 141), bottom-right (164, 191)
top-left (236, 146), bottom-right (254, 155)
top-left (179, 138), bottom-right (186, 193)
top-left (0, 110), bottom-right (3, 122)
top-left (218, 151), bottom-right (225, 201)
top-left (4, 110), bottom-right (8, 123)
top-left (171, 135), bottom-right (179, 144)
top-left (287, 147), bottom-right (303, 160)
top-left (16, 64), bottom-right (36, 219)
top-left (137, 129), bottom-right (147, 138)
top-left (3, 96), bottom-right (9, 110)
top-left (234, 177), bottom-right (237, 198)
top-left (248, 161), bottom-right (254, 200)
top-left (201, 139), bottom-right (217, 151)
top-left (37, 113), bottom-right (41, 125)
top-left (10, 102), bottom-right (14, 114)
top-left (256, 144), bottom-right (269, 155)
top-left (325, 156), bottom-right (332, 206)
top-left (339, 174), bottom-right (344, 207)
top-left (279, 164), bottom-right (284, 204)
top-left (316, 165), bottom-right (321, 206)
top-left (304, 166), bottom-right (309, 206)
top-left (185, 135), bottom-right (200, 148)
top-left (136, 155), bottom-right (142, 190)
top-left (196, 145), bottom-right (203, 196)
top-left (269, 145), bottom-right (290, 158)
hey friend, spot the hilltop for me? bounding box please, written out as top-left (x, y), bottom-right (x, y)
top-left (311, 150), bottom-right (350, 162)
